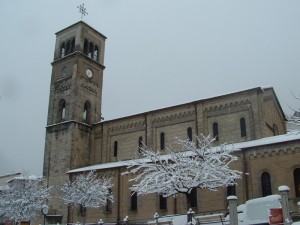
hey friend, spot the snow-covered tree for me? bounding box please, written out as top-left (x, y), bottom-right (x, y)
top-left (123, 134), bottom-right (241, 207)
top-left (0, 175), bottom-right (51, 224)
top-left (286, 91), bottom-right (300, 131)
top-left (60, 170), bottom-right (113, 225)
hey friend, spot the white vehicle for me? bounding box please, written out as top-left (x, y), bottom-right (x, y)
top-left (225, 195), bottom-right (282, 225)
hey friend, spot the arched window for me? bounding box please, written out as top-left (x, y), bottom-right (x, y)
top-left (131, 191), bottom-right (137, 210)
top-left (58, 99), bottom-right (66, 121)
top-left (213, 122), bottom-right (219, 141)
top-left (83, 101), bottom-right (91, 122)
top-left (138, 136), bottom-right (143, 153)
top-left (65, 40), bottom-right (70, 55)
top-left (113, 141), bottom-right (118, 158)
top-left (187, 127), bottom-right (193, 142)
top-left (160, 132), bottom-right (165, 150)
top-left (83, 39), bottom-right (88, 55)
top-left (240, 118), bottom-right (247, 137)
top-left (60, 42), bottom-right (65, 58)
top-left (70, 38), bottom-right (75, 53)
top-left (261, 172), bottom-right (272, 197)
top-left (159, 195), bottom-right (167, 210)
top-left (88, 42), bottom-right (94, 59)
top-left (94, 45), bottom-right (99, 61)
top-left (294, 168), bottom-right (300, 197)
top-left (187, 188), bottom-right (197, 208)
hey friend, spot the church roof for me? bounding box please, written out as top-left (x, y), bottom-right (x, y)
top-left (67, 131), bottom-right (300, 174)
top-left (95, 86), bottom-right (286, 125)
top-left (55, 20), bottom-right (107, 39)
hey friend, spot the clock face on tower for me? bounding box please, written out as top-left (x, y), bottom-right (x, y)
top-left (86, 68), bottom-right (93, 78)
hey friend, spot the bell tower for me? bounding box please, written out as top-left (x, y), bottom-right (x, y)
top-left (47, 21), bottom-right (106, 125)
top-left (43, 21), bottom-right (106, 222)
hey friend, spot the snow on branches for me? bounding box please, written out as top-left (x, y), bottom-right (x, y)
top-left (0, 175), bottom-right (51, 223)
top-left (60, 170), bottom-right (113, 209)
top-left (123, 135), bottom-right (241, 198)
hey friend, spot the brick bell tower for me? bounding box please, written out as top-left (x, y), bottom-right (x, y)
top-left (43, 21), bottom-right (106, 222)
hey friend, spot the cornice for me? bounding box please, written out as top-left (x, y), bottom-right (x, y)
top-left (151, 108), bottom-right (195, 124)
top-left (108, 119), bottom-right (146, 134)
top-left (204, 98), bottom-right (251, 113)
top-left (248, 145), bottom-right (300, 159)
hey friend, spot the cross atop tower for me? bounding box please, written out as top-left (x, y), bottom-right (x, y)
top-left (77, 3), bottom-right (88, 19)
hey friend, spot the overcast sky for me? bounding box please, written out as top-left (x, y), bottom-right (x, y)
top-left (1, 0), bottom-right (300, 176)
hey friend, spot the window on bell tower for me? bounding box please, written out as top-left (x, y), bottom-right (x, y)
top-left (83, 101), bottom-right (91, 123)
top-left (71, 38), bottom-right (75, 53)
top-left (88, 42), bottom-right (94, 59)
top-left (66, 40), bottom-right (70, 55)
top-left (83, 39), bottom-right (100, 62)
top-left (84, 39), bottom-right (88, 55)
top-left (60, 42), bottom-right (65, 58)
top-left (94, 45), bottom-right (99, 61)
top-left (58, 99), bottom-right (66, 122)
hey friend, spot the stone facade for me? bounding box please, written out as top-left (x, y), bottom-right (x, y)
top-left (43, 21), bottom-right (300, 225)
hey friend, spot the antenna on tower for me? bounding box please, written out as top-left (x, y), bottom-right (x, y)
top-left (77, 3), bottom-right (88, 20)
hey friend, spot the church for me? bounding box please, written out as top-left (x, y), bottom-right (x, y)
top-left (43, 21), bottom-right (300, 224)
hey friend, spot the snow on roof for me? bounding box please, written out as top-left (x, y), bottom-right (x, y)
top-left (6, 175), bottom-right (42, 183)
top-left (230, 131), bottom-right (300, 150)
top-left (67, 131), bottom-right (300, 174)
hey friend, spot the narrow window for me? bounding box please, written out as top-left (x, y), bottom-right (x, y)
top-left (294, 168), bottom-right (300, 197)
top-left (159, 195), bottom-right (167, 210)
top-left (58, 99), bottom-right (66, 121)
top-left (83, 101), bottom-right (90, 122)
top-left (213, 122), bottom-right (219, 141)
top-left (65, 40), bottom-right (70, 55)
top-left (61, 102), bottom-right (66, 120)
top-left (138, 136), bottom-right (143, 153)
top-left (83, 39), bottom-right (88, 55)
top-left (240, 117), bottom-right (247, 137)
top-left (131, 192), bottom-right (137, 210)
top-left (187, 127), bottom-right (192, 142)
top-left (160, 132), bottom-right (165, 150)
top-left (261, 172), bottom-right (272, 197)
top-left (227, 184), bottom-right (236, 196)
top-left (113, 141), bottom-right (118, 158)
top-left (187, 188), bottom-right (197, 208)
top-left (60, 42), bottom-right (65, 58)
top-left (94, 45), bottom-right (99, 61)
top-left (70, 38), bottom-right (75, 53)
top-left (88, 42), bottom-right (94, 59)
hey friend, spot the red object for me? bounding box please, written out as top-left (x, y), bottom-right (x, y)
top-left (269, 208), bottom-right (283, 224)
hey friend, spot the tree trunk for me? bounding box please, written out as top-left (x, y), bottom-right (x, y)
top-left (83, 207), bottom-right (87, 225)
top-left (185, 193), bottom-right (191, 210)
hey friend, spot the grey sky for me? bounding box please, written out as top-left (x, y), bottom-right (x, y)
top-left (1, 0), bottom-right (300, 176)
